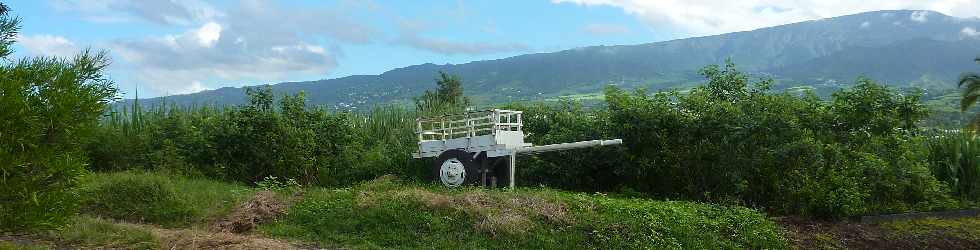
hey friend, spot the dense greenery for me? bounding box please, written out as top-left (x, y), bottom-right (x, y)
top-left (414, 71), bottom-right (470, 116)
top-left (261, 176), bottom-right (787, 249)
top-left (959, 57), bottom-right (980, 130)
top-left (77, 171), bottom-right (254, 227)
top-left (602, 62), bottom-right (953, 217)
top-left (87, 87), bottom-right (424, 186)
top-left (0, 4), bottom-right (117, 230)
top-left (926, 130), bottom-right (980, 201)
top-left (81, 61), bottom-right (980, 219)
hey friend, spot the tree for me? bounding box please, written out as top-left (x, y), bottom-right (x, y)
top-left (0, 3), bottom-right (118, 229)
top-left (414, 71), bottom-right (470, 115)
top-left (959, 57), bottom-right (980, 131)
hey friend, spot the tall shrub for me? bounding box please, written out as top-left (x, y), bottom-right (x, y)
top-left (0, 4), bottom-right (118, 230)
top-left (604, 60), bottom-right (952, 218)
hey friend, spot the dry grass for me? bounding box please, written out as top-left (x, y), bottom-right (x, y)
top-left (210, 191), bottom-right (287, 234)
top-left (355, 180), bottom-right (571, 237)
top-left (156, 228), bottom-right (299, 250)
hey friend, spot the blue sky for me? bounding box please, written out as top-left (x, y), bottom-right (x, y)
top-left (8, 0), bottom-right (980, 98)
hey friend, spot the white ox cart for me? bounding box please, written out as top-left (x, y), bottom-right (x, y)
top-left (413, 109), bottom-right (622, 188)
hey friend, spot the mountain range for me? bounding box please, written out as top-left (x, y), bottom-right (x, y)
top-left (125, 10), bottom-right (980, 109)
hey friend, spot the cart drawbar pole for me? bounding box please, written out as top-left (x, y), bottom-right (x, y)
top-left (516, 139), bottom-right (622, 155)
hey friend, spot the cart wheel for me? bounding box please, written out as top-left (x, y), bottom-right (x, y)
top-left (433, 149), bottom-right (479, 188)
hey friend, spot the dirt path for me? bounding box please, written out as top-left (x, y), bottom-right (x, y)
top-left (779, 216), bottom-right (980, 249)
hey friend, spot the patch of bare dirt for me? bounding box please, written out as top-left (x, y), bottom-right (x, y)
top-left (210, 191), bottom-right (289, 234)
top-left (778, 216), bottom-right (979, 250)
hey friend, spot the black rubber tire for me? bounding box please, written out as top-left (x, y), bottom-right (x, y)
top-left (432, 149), bottom-right (481, 187)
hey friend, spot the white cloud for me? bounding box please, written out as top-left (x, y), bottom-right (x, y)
top-left (193, 21), bottom-right (221, 47)
top-left (113, 20), bottom-right (338, 95)
top-left (16, 34), bottom-right (78, 57)
top-left (910, 10), bottom-right (929, 22)
top-left (64, 0), bottom-right (384, 96)
top-left (553, 0), bottom-right (980, 36)
top-left (963, 27), bottom-right (980, 37)
top-left (860, 21), bottom-right (872, 28)
top-left (184, 81), bottom-right (209, 94)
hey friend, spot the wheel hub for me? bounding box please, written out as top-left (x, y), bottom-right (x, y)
top-left (439, 158), bottom-right (466, 187)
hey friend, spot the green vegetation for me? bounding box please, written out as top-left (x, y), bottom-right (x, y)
top-left (0, 3), bottom-right (117, 230)
top-left (87, 87), bottom-right (423, 186)
top-left (600, 62), bottom-right (955, 218)
top-left (884, 216), bottom-right (980, 241)
top-left (81, 173), bottom-right (195, 226)
top-left (926, 131), bottom-right (980, 201)
top-left (50, 216), bottom-right (159, 249)
top-left (78, 171), bottom-right (254, 227)
top-left (0, 242), bottom-right (48, 250)
top-left (79, 60), bottom-right (980, 219)
top-left (959, 56), bottom-right (980, 130)
top-left (261, 176), bottom-right (787, 249)
top-left (415, 71), bottom-right (470, 116)
top-left (2, 2), bottom-right (979, 248)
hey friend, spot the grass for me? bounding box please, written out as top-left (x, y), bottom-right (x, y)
top-left (78, 171), bottom-right (255, 228)
top-left (0, 242), bottom-right (48, 250)
top-left (0, 216), bottom-right (159, 250)
top-left (260, 176), bottom-right (787, 249)
top-left (49, 216), bottom-right (159, 249)
top-left (884, 216), bottom-right (980, 241)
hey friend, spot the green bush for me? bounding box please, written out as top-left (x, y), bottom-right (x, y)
top-left (88, 87), bottom-right (421, 187)
top-left (80, 173), bottom-right (193, 226)
top-left (602, 61), bottom-right (953, 218)
top-left (0, 4), bottom-right (117, 230)
top-left (78, 171), bottom-right (254, 227)
top-left (926, 130), bottom-right (980, 200)
top-left (504, 101), bottom-right (628, 191)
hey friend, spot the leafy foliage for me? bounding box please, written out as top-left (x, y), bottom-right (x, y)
top-left (88, 86), bottom-right (423, 187)
top-left (503, 101), bottom-right (627, 191)
top-left (959, 57), bottom-right (980, 131)
top-left (78, 171), bottom-right (254, 227)
top-left (0, 4), bottom-right (117, 230)
top-left (83, 60), bottom-right (976, 219)
top-left (414, 71), bottom-right (470, 116)
top-left (926, 130), bottom-right (980, 200)
top-left (601, 61), bottom-right (952, 217)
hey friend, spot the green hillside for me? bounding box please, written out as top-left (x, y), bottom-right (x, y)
top-left (120, 10), bottom-right (980, 109)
